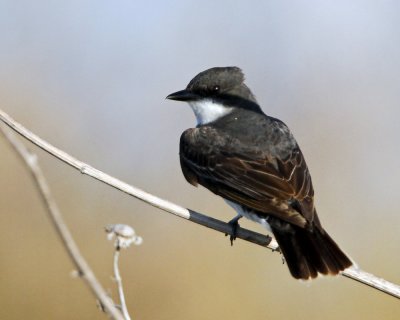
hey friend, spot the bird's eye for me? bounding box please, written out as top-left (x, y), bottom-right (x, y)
top-left (212, 85), bottom-right (220, 92)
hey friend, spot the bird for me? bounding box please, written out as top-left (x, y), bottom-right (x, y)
top-left (166, 66), bottom-right (352, 280)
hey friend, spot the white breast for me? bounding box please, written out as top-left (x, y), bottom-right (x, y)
top-left (189, 99), bottom-right (233, 125)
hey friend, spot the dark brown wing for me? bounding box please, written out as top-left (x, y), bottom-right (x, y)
top-left (180, 126), bottom-right (316, 228)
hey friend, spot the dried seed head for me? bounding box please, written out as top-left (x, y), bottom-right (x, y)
top-left (105, 224), bottom-right (143, 248)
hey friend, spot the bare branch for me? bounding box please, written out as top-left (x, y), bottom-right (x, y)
top-left (106, 224), bottom-right (143, 320)
top-left (342, 267), bottom-right (400, 299)
top-left (0, 109), bottom-right (275, 249)
top-left (1, 109), bottom-right (399, 300)
top-left (114, 248), bottom-right (131, 320)
top-left (0, 123), bottom-right (125, 320)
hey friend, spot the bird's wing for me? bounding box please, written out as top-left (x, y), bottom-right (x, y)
top-left (180, 128), bottom-right (315, 228)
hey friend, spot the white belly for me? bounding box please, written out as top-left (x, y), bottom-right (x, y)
top-left (225, 199), bottom-right (272, 232)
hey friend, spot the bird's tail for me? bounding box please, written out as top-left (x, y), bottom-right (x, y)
top-left (271, 224), bottom-right (352, 280)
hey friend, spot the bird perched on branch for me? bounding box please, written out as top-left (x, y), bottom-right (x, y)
top-left (167, 66), bottom-right (352, 280)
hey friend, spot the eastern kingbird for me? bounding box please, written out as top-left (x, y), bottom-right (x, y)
top-left (167, 67), bottom-right (352, 280)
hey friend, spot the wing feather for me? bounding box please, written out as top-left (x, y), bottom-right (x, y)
top-left (180, 126), bottom-right (315, 227)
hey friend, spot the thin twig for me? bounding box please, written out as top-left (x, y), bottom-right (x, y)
top-left (106, 224), bottom-right (142, 320)
top-left (1, 109), bottom-right (400, 300)
top-left (0, 123), bottom-right (125, 320)
top-left (343, 267), bottom-right (400, 299)
top-left (114, 248), bottom-right (131, 320)
top-left (0, 109), bottom-right (275, 250)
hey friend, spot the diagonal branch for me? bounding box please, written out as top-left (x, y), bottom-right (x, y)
top-left (0, 123), bottom-right (125, 320)
top-left (1, 109), bottom-right (399, 300)
top-left (0, 109), bottom-right (273, 249)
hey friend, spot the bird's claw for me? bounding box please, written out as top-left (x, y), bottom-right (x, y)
top-left (225, 216), bottom-right (241, 246)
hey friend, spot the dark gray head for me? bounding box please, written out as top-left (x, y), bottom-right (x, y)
top-left (167, 67), bottom-right (262, 125)
top-left (167, 67), bottom-right (257, 104)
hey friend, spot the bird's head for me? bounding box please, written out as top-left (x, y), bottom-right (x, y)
top-left (166, 67), bottom-right (261, 125)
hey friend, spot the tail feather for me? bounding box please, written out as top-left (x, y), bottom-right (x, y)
top-left (271, 224), bottom-right (352, 280)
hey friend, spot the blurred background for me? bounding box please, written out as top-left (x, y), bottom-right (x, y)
top-left (1, 1), bottom-right (400, 319)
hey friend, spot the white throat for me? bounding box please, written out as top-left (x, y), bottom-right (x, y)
top-left (189, 99), bottom-right (233, 125)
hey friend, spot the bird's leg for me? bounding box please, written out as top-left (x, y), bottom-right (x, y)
top-left (225, 214), bottom-right (242, 246)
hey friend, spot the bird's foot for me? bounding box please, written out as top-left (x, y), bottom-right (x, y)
top-left (225, 215), bottom-right (242, 246)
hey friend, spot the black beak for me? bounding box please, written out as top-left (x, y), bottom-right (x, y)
top-left (166, 89), bottom-right (198, 101)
